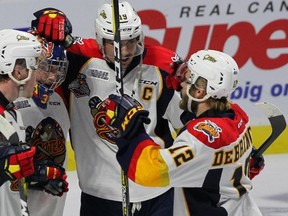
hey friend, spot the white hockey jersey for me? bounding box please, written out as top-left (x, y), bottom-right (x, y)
top-left (115, 103), bottom-right (263, 215)
top-left (11, 92), bottom-right (70, 216)
top-left (65, 43), bottom-right (186, 202)
top-left (0, 99), bottom-right (27, 216)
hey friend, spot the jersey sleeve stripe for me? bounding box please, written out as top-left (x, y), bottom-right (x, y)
top-left (128, 139), bottom-right (170, 187)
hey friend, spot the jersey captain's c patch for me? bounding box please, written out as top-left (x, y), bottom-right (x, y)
top-left (194, 120), bottom-right (222, 143)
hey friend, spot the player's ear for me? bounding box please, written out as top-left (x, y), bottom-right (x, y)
top-left (12, 67), bottom-right (22, 80)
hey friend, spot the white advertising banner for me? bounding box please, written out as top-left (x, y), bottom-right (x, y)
top-left (0, 0), bottom-right (287, 126)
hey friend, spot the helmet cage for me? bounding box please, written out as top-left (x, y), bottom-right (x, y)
top-left (37, 53), bottom-right (68, 91)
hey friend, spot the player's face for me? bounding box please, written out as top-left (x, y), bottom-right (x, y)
top-left (22, 69), bottom-right (37, 98)
top-left (37, 65), bottom-right (58, 85)
top-left (179, 70), bottom-right (192, 110)
top-left (36, 58), bottom-right (67, 90)
top-left (13, 62), bottom-right (37, 98)
top-left (103, 38), bottom-right (139, 70)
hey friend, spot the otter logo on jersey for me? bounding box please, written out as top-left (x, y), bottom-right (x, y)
top-left (89, 96), bottom-right (118, 144)
top-left (27, 117), bottom-right (66, 165)
top-left (10, 117), bottom-right (66, 191)
top-left (194, 120), bottom-right (222, 143)
top-left (68, 73), bottom-right (91, 97)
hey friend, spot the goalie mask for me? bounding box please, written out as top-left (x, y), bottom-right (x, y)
top-left (33, 38), bottom-right (68, 108)
top-left (95, 1), bottom-right (144, 62)
top-left (0, 29), bottom-right (41, 85)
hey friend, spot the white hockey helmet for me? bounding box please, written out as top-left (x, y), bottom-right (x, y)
top-left (0, 29), bottom-right (41, 85)
top-left (187, 49), bottom-right (239, 100)
top-left (95, 1), bottom-right (143, 46)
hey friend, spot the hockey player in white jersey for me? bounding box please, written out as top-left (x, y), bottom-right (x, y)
top-left (0, 29), bottom-right (40, 216)
top-left (14, 37), bottom-right (69, 216)
top-left (105, 50), bottom-right (264, 216)
top-left (30, 2), bottom-right (191, 215)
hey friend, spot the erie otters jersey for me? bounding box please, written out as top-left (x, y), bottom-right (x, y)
top-left (0, 93), bottom-right (27, 216)
top-left (13, 91), bottom-right (70, 216)
top-left (64, 37), bottom-right (185, 202)
top-left (116, 103), bottom-right (262, 216)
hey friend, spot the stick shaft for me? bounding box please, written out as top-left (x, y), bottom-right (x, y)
top-left (111, 1), bottom-right (130, 215)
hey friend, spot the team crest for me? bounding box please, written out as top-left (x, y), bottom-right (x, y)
top-left (88, 96), bottom-right (118, 143)
top-left (10, 117), bottom-right (66, 191)
top-left (99, 10), bottom-right (107, 19)
top-left (194, 120), bottom-right (222, 143)
top-left (203, 54), bottom-right (217, 63)
top-left (26, 117), bottom-right (66, 165)
top-left (69, 73), bottom-right (91, 97)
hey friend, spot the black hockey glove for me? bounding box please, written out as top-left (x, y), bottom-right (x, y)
top-left (0, 142), bottom-right (35, 186)
top-left (31, 8), bottom-right (74, 48)
top-left (27, 159), bottom-right (68, 196)
top-left (105, 94), bottom-right (151, 139)
top-left (249, 146), bottom-right (265, 180)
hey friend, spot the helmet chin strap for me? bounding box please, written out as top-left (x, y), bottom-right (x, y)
top-left (9, 69), bottom-right (34, 98)
top-left (8, 69), bottom-right (33, 86)
top-left (186, 84), bottom-right (210, 113)
top-left (18, 85), bottom-right (25, 97)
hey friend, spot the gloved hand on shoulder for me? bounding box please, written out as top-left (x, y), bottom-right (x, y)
top-left (31, 8), bottom-right (74, 48)
top-left (105, 94), bottom-right (151, 139)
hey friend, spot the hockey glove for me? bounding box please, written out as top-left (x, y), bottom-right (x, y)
top-left (0, 142), bottom-right (35, 185)
top-left (31, 8), bottom-right (74, 48)
top-left (249, 147), bottom-right (265, 180)
top-left (166, 61), bottom-right (188, 91)
top-left (105, 94), bottom-right (151, 139)
top-left (27, 160), bottom-right (69, 196)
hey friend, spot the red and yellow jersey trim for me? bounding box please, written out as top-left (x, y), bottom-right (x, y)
top-left (129, 139), bottom-right (170, 187)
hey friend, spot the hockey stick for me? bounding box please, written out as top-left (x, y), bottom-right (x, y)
top-left (112, 0), bottom-right (124, 96)
top-left (253, 102), bottom-right (286, 158)
top-left (111, 1), bottom-right (130, 215)
top-left (0, 115), bottom-right (30, 216)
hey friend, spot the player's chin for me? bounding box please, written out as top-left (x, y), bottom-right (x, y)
top-left (121, 58), bottom-right (133, 70)
top-left (179, 94), bottom-right (188, 110)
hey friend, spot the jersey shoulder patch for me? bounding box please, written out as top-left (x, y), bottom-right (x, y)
top-left (187, 113), bottom-right (248, 149)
